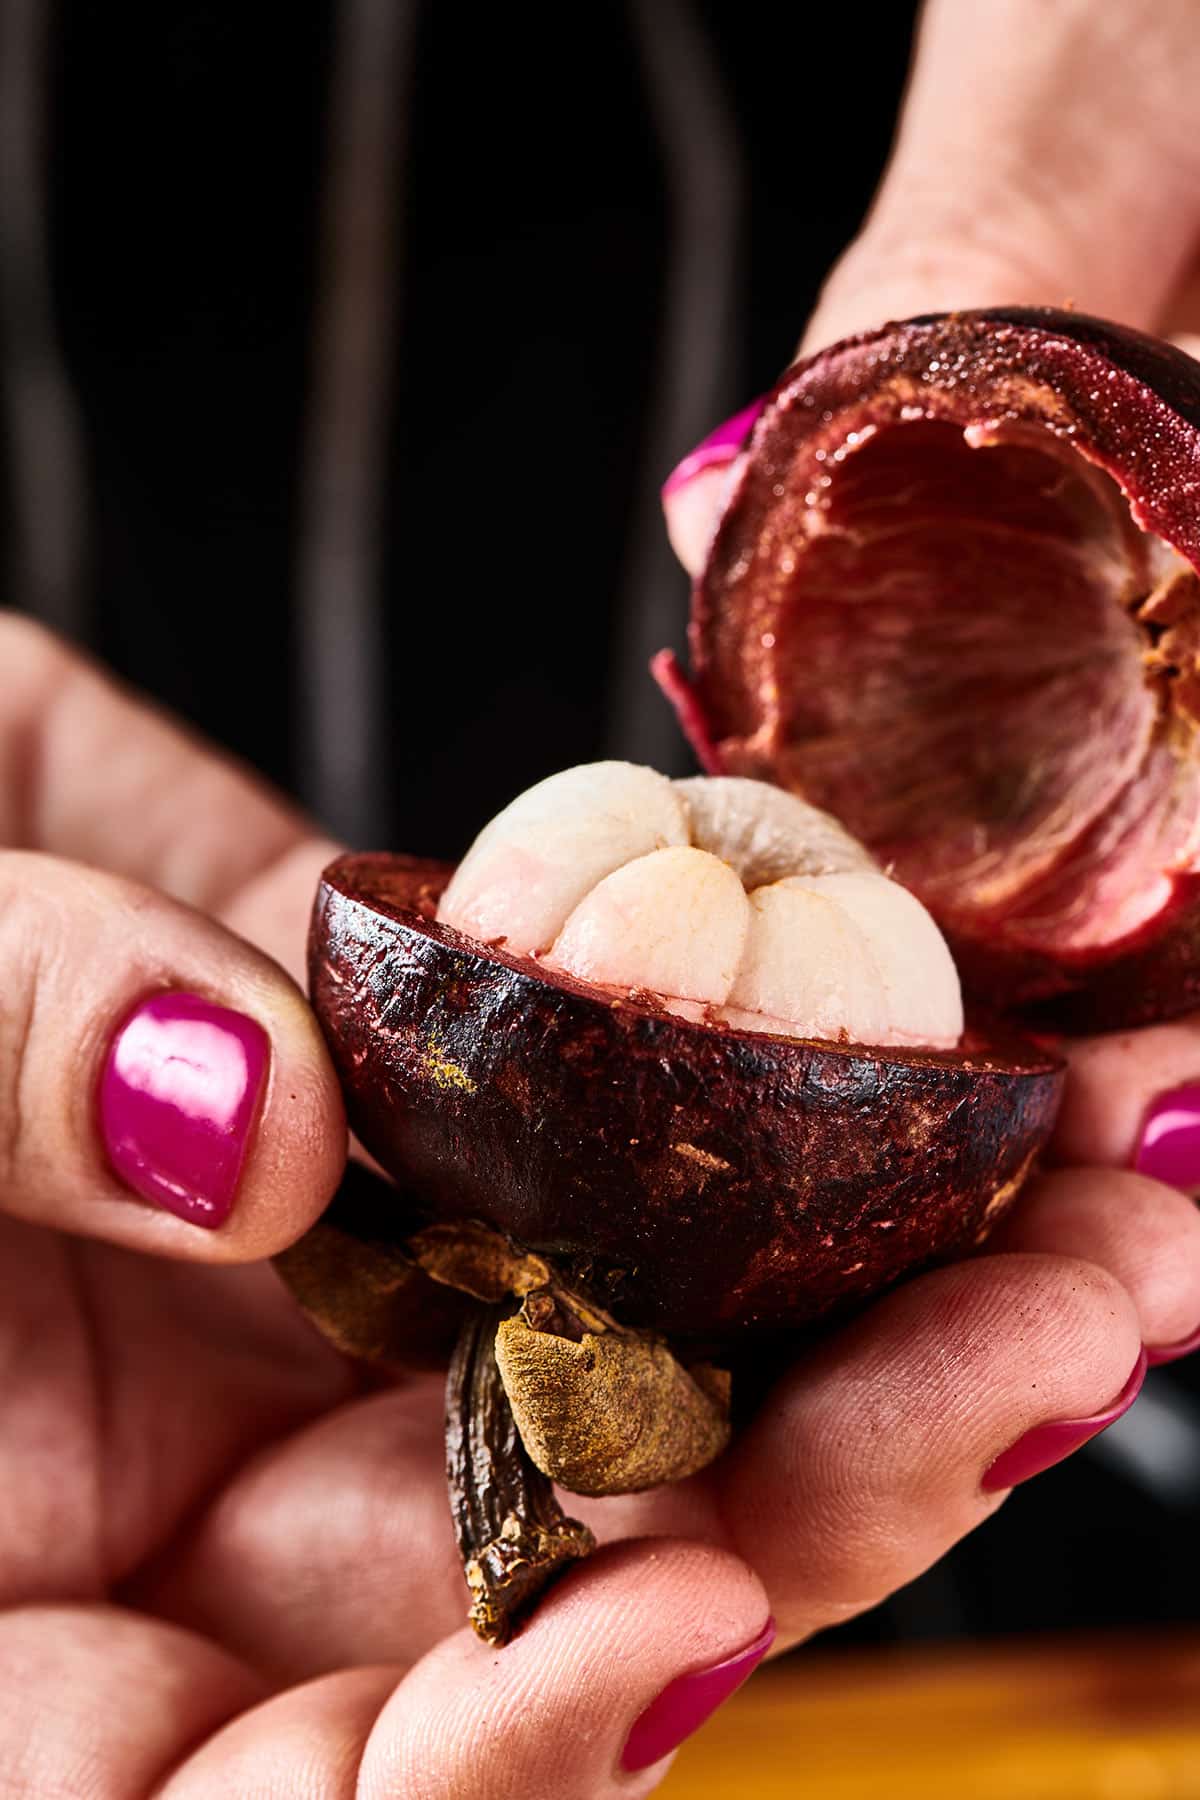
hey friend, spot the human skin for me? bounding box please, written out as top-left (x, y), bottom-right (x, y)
top-left (6, 5), bottom-right (1200, 1794)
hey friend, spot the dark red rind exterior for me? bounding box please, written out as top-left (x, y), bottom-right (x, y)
top-left (676, 308), bottom-right (1200, 1030)
top-left (310, 854), bottom-right (1064, 1337)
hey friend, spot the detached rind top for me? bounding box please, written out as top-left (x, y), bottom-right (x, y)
top-left (310, 854), bottom-right (1063, 1337)
top-left (674, 308), bottom-right (1200, 1029)
top-left (697, 309), bottom-right (1200, 746)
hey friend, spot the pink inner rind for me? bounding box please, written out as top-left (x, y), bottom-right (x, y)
top-left (688, 313), bottom-right (1200, 964)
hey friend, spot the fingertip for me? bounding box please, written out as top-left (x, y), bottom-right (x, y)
top-left (718, 1253), bottom-right (1142, 1640)
top-left (226, 972), bottom-right (349, 1259)
top-left (95, 972), bottom-right (347, 1262)
top-left (358, 1540), bottom-right (770, 1800)
top-left (999, 1165), bottom-right (1200, 1355)
top-left (661, 398), bottom-right (766, 577)
top-left (663, 461), bottom-right (741, 577)
top-left (1055, 1020), bottom-right (1200, 1177)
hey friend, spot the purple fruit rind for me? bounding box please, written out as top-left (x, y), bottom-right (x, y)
top-left (311, 854), bottom-right (1064, 1337)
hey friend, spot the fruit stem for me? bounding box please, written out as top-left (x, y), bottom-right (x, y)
top-left (445, 1303), bottom-right (595, 1646)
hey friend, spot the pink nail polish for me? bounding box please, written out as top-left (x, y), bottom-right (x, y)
top-left (1146, 1323), bottom-right (1200, 1367)
top-left (661, 398), bottom-right (767, 497)
top-left (620, 1617), bottom-right (775, 1774)
top-left (981, 1350), bottom-right (1147, 1493)
top-left (100, 992), bottom-right (270, 1228)
top-left (1134, 1085), bottom-right (1200, 1189)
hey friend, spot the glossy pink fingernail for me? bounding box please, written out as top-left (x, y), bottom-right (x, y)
top-left (100, 992), bottom-right (270, 1228)
top-left (1134, 1085), bottom-right (1200, 1189)
top-left (661, 397), bottom-right (767, 497)
top-left (981, 1350), bottom-right (1147, 1493)
top-left (1146, 1323), bottom-right (1200, 1367)
top-left (621, 1616), bottom-right (775, 1774)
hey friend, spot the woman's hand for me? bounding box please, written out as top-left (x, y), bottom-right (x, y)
top-left (3, 610), bottom-right (1200, 1797)
top-left (665, 0), bottom-right (1200, 575)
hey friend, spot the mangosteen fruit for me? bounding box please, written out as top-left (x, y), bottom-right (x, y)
top-left (282, 759), bottom-right (1062, 1643)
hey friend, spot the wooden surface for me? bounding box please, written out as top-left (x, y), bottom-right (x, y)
top-left (658, 1634), bottom-right (1200, 1799)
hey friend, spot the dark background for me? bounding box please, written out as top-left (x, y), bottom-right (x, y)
top-left (9, 0), bottom-right (1200, 1651)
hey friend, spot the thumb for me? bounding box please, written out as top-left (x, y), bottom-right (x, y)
top-left (0, 849), bottom-right (345, 1258)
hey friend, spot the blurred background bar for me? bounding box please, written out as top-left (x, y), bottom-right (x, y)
top-left (660, 1636), bottom-right (1200, 1799)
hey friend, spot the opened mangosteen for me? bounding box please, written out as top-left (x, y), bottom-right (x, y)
top-left (284, 761), bottom-right (1060, 1643)
top-left (279, 307), bottom-right (1200, 1645)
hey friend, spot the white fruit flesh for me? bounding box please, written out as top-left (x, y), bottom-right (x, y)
top-left (546, 846), bottom-right (750, 1017)
top-left (436, 761), bottom-right (963, 1048)
top-left (675, 776), bottom-right (875, 887)
top-left (436, 761), bottom-right (688, 954)
top-left (721, 880), bottom-right (890, 1044)
top-left (794, 872), bottom-right (964, 1049)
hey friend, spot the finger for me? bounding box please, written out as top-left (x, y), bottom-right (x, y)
top-left (661, 400), bottom-right (766, 578)
top-left (1160, 263), bottom-right (1200, 350)
top-left (0, 1605), bottom-right (263, 1796)
top-left (157, 1545), bottom-right (769, 1798)
top-left (136, 1375), bottom-right (731, 1684)
top-left (1, 1231), bottom-right (354, 1611)
top-left (135, 1382), bottom-right (466, 1681)
top-left (801, 0), bottom-right (1200, 354)
top-left (357, 1542), bottom-right (770, 1798)
top-left (147, 1254), bottom-right (1141, 1676)
top-left (1053, 1019), bottom-right (1200, 1185)
top-left (0, 848), bottom-right (344, 1257)
top-left (160, 1667), bottom-right (402, 1799)
top-left (993, 1166), bottom-right (1200, 1357)
top-left (0, 612), bottom-right (340, 979)
top-left (712, 1251), bottom-right (1141, 1647)
top-left (663, 462), bottom-right (742, 579)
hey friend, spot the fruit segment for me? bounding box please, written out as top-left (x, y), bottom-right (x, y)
top-left (791, 872), bottom-right (965, 1049)
top-left (437, 760), bottom-right (688, 955)
top-left (675, 776), bottom-right (875, 887)
top-left (721, 880), bottom-right (889, 1045)
top-left (546, 846), bottom-right (750, 1016)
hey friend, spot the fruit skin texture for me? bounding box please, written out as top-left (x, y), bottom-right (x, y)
top-left (668, 307), bottom-right (1200, 1031)
top-left (310, 854), bottom-right (1063, 1337)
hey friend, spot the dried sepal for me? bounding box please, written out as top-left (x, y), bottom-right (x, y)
top-left (409, 1218), bottom-right (552, 1302)
top-left (446, 1305), bottom-right (594, 1646)
top-left (273, 1167), bottom-right (468, 1368)
top-left (494, 1287), bottom-right (732, 1496)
